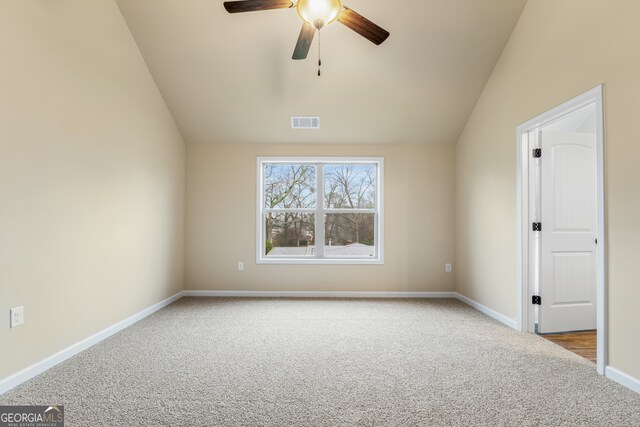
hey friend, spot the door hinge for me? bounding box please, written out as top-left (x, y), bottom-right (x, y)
top-left (532, 295), bottom-right (541, 305)
top-left (532, 222), bottom-right (542, 231)
top-left (532, 148), bottom-right (542, 158)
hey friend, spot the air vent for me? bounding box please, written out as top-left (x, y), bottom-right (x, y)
top-left (291, 116), bottom-right (320, 129)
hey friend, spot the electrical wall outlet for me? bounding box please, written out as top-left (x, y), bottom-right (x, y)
top-left (237, 261), bottom-right (244, 271)
top-left (10, 306), bottom-right (24, 328)
top-left (445, 263), bottom-right (453, 273)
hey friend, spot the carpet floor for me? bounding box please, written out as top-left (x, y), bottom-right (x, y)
top-left (1, 297), bottom-right (639, 426)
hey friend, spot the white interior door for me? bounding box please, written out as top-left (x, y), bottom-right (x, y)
top-left (539, 130), bottom-right (597, 333)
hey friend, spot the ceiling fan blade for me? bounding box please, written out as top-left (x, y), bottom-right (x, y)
top-left (338, 7), bottom-right (390, 45)
top-left (223, 0), bottom-right (293, 14)
top-left (292, 23), bottom-right (316, 60)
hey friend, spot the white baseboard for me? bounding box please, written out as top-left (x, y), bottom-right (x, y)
top-left (183, 290), bottom-right (457, 299)
top-left (605, 366), bottom-right (640, 394)
top-left (0, 291), bottom-right (184, 396)
top-left (454, 292), bottom-right (518, 329)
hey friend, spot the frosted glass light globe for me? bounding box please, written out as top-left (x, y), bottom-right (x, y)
top-left (296, 0), bottom-right (342, 29)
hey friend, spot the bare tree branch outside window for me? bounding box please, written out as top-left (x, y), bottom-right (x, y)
top-left (324, 165), bottom-right (376, 246)
top-left (264, 165), bottom-right (316, 254)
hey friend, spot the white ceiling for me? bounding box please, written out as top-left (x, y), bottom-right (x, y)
top-left (116, 0), bottom-right (527, 145)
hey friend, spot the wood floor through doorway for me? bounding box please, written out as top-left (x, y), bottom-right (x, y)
top-left (540, 330), bottom-right (597, 363)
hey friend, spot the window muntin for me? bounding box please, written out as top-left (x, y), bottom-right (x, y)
top-left (258, 158), bottom-right (383, 264)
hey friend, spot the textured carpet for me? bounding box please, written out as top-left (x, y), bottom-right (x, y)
top-left (1, 297), bottom-right (639, 426)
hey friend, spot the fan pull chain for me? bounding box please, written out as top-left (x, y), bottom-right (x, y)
top-left (317, 28), bottom-right (321, 77)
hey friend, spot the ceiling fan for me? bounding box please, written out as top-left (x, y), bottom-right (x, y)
top-left (223, 0), bottom-right (389, 73)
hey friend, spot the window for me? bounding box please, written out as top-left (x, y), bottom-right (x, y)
top-left (257, 157), bottom-right (384, 264)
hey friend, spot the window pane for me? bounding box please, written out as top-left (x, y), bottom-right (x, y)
top-left (324, 164), bottom-right (376, 209)
top-left (324, 213), bottom-right (375, 257)
top-left (265, 213), bottom-right (315, 257)
top-left (264, 164), bottom-right (316, 209)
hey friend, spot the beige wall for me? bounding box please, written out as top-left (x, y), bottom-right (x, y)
top-left (0, 1), bottom-right (185, 379)
top-left (455, 0), bottom-right (640, 378)
top-left (187, 144), bottom-right (455, 293)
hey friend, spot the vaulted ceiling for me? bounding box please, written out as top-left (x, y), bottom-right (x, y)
top-left (116, 0), bottom-right (527, 144)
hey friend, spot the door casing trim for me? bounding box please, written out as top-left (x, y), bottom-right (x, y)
top-left (515, 85), bottom-right (606, 375)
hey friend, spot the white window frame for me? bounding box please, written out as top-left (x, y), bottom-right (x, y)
top-left (257, 157), bottom-right (384, 265)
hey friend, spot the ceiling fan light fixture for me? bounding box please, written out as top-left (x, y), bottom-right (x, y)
top-left (296, 0), bottom-right (342, 29)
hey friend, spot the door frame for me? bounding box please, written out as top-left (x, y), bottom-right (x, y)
top-left (515, 85), bottom-right (606, 375)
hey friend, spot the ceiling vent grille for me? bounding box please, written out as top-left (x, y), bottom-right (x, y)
top-left (291, 116), bottom-right (320, 129)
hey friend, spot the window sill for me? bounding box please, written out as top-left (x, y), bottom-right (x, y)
top-left (256, 257), bottom-right (384, 265)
